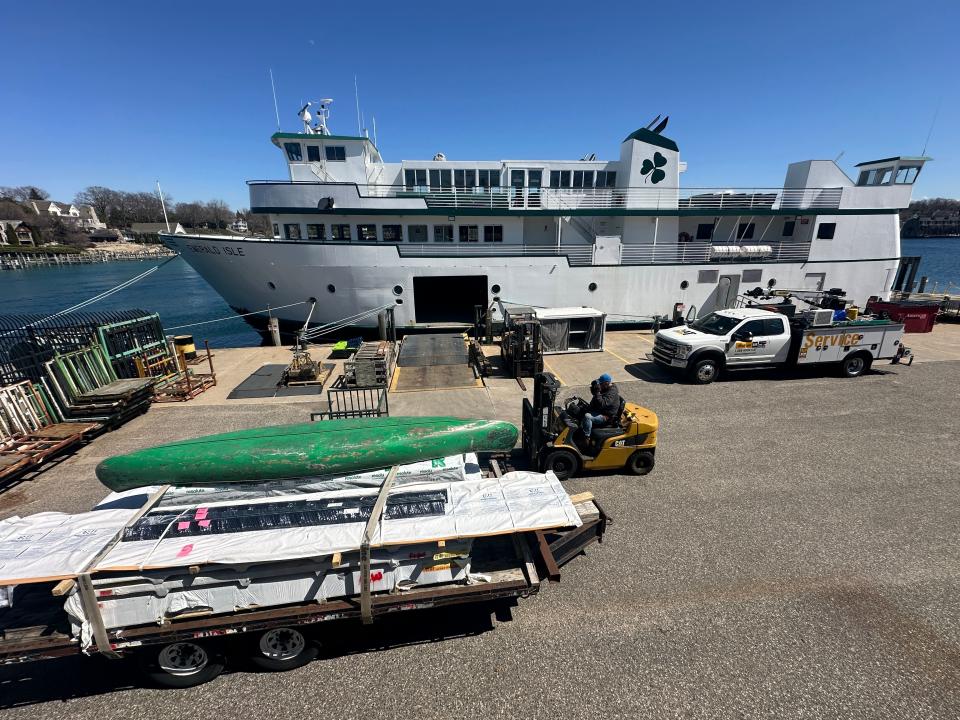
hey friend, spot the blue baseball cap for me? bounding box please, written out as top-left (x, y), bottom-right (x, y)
top-left (598, 373), bottom-right (612, 383)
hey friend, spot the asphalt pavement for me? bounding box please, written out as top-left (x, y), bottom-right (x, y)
top-left (2, 358), bottom-right (959, 719)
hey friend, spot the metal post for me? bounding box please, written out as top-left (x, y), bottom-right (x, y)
top-left (918, 276), bottom-right (928, 293)
top-left (377, 311), bottom-right (387, 340)
top-left (268, 317), bottom-right (281, 346)
top-left (360, 465), bottom-right (399, 624)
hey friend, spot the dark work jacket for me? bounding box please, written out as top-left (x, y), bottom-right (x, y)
top-left (589, 383), bottom-right (620, 418)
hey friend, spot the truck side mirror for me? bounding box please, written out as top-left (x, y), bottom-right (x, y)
top-left (733, 330), bottom-right (752, 342)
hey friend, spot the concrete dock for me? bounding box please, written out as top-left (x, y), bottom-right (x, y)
top-left (2, 325), bottom-right (960, 719)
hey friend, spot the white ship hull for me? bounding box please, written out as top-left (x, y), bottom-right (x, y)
top-left (164, 234), bottom-right (899, 334)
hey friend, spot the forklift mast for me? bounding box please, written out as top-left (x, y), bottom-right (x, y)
top-left (522, 372), bottom-right (561, 464)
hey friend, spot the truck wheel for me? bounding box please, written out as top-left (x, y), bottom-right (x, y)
top-left (689, 357), bottom-right (721, 384)
top-left (249, 627), bottom-right (319, 672)
top-left (627, 450), bottom-right (655, 476)
top-left (542, 449), bottom-right (580, 480)
top-left (141, 641), bottom-right (225, 688)
top-left (840, 353), bottom-right (871, 378)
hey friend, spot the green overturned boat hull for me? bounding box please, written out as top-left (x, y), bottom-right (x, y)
top-left (96, 417), bottom-right (518, 491)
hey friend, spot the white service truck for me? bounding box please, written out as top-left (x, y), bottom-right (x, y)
top-left (650, 307), bottom-right (907, 384)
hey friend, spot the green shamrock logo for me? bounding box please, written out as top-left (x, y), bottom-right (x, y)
top-left (640, 151), bottom-right (667, 184)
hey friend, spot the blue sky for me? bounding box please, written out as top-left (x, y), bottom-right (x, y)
top-left (2, 0), bottom-right (957, 210)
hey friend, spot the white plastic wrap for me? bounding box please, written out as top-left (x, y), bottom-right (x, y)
top-left (94, 471), bottom-right (580, 572)
top-left (0, 509), bottom-right (138, 585)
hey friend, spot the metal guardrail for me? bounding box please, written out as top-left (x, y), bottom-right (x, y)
top-left (619, 241), bottom-right (812, 264)
top-left (397, 243), bottom-right (596, 266)
top-left (250, 181), bottom-right (844, 212)
top-left (311, 381), bottom-right (389, 420)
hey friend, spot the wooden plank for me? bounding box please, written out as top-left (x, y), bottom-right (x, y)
top-left (567, 491), bottom-right (595, 504)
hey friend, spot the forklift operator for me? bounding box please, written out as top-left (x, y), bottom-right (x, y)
top-left (581, 373), bottom-right (620, 436)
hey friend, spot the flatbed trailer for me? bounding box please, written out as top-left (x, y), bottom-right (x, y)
top-left (0, 497), bottom-right (608, 687)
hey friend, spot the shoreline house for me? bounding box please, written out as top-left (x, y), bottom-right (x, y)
top-left (29, 200), bottom-right (106, 231)
top-left (230, 217), bottom-right (249, 233)
top-left (0, 220), bottom-right (38, 246)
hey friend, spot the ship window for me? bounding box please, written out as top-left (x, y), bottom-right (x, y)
top-left (357, 224), bottom-right (377, 242)
top-left (307, 146), bottom-right (321, 162)
top-left (856, 170), bottom-right (874, 186)
top-left (283, 223), bottom-right (301, 240)
top-left (895, 166), bottom-right (921, 184)
top-left (816, 222), bottom-right (836, 239)
top-left (331, 224), bottom-right (351, 241)
top-left (433, 224), bottom-right (453, 242)
top-left (404, 169), bottom-right (427, 190)
top-left (272, 223), bottom-right (279, 238)
top-left (306, 223), bottom-right (325, 240)
top-left (782, 220), bottom-right (795, 237)
top-left (876, 167), bottom-right (893, 185)
top-left (382, 224), bottom-right (402, 242)
top-left (695, 223), bottom-right (714, 240)
top-left (459, 225), bottom-right (479, 242)
top-left (284, 143), bottom-right (302, 161)
top-left (572, 171), bottom-right (594, 189)
top-left (698, 270), bottom-right (719, 283)
top-left (595, 171), bottom-right (617, 188)
top-left (325, 146), bottom-right (346, 162)
top-left (742, 269), bottom-right (762, 283)
top-left (454, 169), bottom-right (476, 189)
top-left (407, 224), bottom-right (427, 243)
top-left (736, 223), bottom-right (755, 240)
top-left (429, 169), bottom-right (452, 189)
top-left (477, 170), bottom-right (500, 188)
top-left (484, 225), bottom-right (503, 243)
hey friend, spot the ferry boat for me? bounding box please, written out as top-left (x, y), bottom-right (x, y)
top-left (164, 100), bottom-right (929, 336)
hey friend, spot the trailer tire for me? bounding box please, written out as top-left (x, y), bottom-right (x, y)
top-left (627, 450), bottom-right (655, 476)
top-left (542, 449), bottom-right (580, 480)
top-left (140, 641), bottom-right (225, 688)
top-left (688, 355), bottom-right (722, 385)
top-left (249, 627), bottom-right (319, 672)
top-left (840, 352), bottom-right (871, 378)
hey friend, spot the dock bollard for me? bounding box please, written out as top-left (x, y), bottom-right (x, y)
top-left (268, 317), bottom-right (281, 346)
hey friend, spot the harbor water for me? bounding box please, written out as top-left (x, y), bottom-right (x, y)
top-left (1, 238), bottom-right (957, 349)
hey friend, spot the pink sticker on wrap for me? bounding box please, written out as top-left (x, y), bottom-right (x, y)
top-left (194, 508), bottom-right (208, 520)
top-left (198, 519), bottom-right (211, 528)
top-left (176, 544), bottom-right (194, 557)
top-left (177, 521), bottom-right (190, 531)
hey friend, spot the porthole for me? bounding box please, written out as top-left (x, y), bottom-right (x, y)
top-left (491, 284), bottom-right (501, 294)
top-left (395, 298), bottom-right (403, 305)
top-left (327, 284), bottom-right (336, 294)
top-left (767, 278), bottom-right (777, 288)
top-left (267, 281), bottom-right (276, 290)
top-left (393, 285), bottom-right (403, 296)
top-left (588, 282), bottom-right (597, 292)
top-left (680, 280), bottom-right (689, 290)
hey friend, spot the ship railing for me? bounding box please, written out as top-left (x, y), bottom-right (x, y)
top-left (620, 241), bottom-right (812, 264)
top-left (394, 240), bottom-right (811, 266)
top-left (397, 243), bottom-right (596, 266)
top-left (361, 185), bottom-right (843, 211)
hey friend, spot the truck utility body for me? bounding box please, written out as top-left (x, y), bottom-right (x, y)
top-left (651, 307), bottom-right (906, 384)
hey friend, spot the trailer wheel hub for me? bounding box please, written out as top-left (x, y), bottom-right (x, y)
top-left (158, 642), bottom-right (209, 676)
top-left (259, 628), bottom-right (307, 660)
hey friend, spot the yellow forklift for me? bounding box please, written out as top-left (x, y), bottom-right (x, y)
top-left (521, 372), bottom-right (659, 480)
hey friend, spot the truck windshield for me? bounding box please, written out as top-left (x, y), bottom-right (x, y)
top-left (690, 313), bottom-right (742, 336)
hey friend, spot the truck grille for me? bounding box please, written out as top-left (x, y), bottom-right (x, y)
top-left (653, 336), bottom-right (679, 364)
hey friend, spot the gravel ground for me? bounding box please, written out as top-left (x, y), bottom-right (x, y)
top-left (2, 359), bottom-right (959, 718)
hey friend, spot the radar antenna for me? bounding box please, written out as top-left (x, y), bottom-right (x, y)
top-left (298, 98), bottom-right (333, 135)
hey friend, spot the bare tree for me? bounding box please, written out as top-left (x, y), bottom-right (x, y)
top-left (0, 185), bottom-right (50, 202)
top-left (206, 199), bottom-right (232, 229)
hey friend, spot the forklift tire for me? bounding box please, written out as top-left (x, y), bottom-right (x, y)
top-left (542, 449), bottom-right (580, 480)
top-left (840, 353), bottom-right (871, 378)
top-left (626, 450), bottom-right (655, 476)
top-left (688, 356), bottom-right (721, 384)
